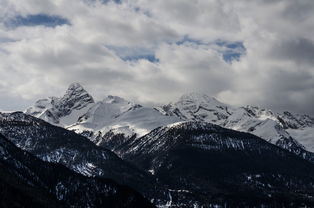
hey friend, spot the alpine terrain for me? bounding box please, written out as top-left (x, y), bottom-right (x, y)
top-left (1, 83), bottom-right (313, 207)
top-left (26, 84), bottom-right (314, 162)
top-left (156, 93), bottom-right (314, 162)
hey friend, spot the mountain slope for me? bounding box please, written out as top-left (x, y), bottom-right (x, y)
top-left (68, 95), bottom-right (181, 145)
top-left (0, 133), bottom-right (154, 208)
top-left (0, 111), bottom-right (165, 203)
top-left (107, 121), bottom-right (314, 207)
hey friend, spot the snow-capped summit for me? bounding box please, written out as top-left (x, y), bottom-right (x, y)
top-left (25, 83), bottom-right (94, 126)
top-left (157, 92), bottom-right (234, 125)
top-left (179, 92), bottom-right (222, 104)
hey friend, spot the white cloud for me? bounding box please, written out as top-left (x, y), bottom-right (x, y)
top-left (0, 0), bottom-right (313, 115)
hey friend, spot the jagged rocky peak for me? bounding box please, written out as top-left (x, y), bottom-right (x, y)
top-left (56, 82), bottom-right (95, 112)
top-left (65, 83), bottom-right (94, 103)
top-left (25, 83), bottom-right (95, 126)
top-left (64, 82), bottom-right (93, 101)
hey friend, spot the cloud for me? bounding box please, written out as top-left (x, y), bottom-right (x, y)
top-left (0, 0), bottom-right (313, 116)
top-left (270, 38), bottom-right (314, 65)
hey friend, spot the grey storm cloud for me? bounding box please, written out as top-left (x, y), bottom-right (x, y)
top-left (258, 70), bottom-right (314, 115)
top-left (271, 38), bottom-right (314, 65)
top-left (0, 0), bottom-right (314, 116)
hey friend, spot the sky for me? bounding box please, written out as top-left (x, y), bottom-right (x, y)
top-left (0, 0), bottom-right (314, 115)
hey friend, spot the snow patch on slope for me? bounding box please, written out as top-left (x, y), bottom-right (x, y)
top-left (287, 127), bottom-right (314, 152)
top-left (68, 99), bottom-right (181, 139)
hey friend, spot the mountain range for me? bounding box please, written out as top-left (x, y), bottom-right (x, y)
top-left (110, 121), bottom-right (314, 207)
top-left (26, 83), bottom-right (314, 162)
top-left (1, 83), bottom-right (314, 207)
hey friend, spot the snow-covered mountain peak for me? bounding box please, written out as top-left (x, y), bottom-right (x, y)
top-left (156, 93), bottom-right (314, 155)
top-left (25, 83), bottom-right (95, 126)
top-left (158, 92), bottom-right (233, 125)
top-left (178, 92), bottom-right (223, 106)
top-left (59, 83), bottom-right (94, 109)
